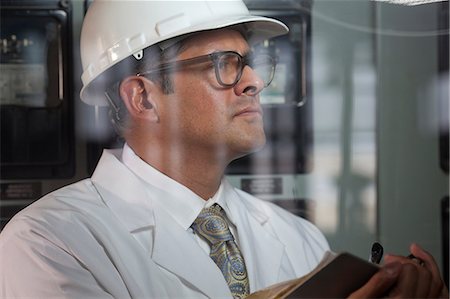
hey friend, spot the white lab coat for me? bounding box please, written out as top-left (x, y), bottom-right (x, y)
top-left (0, 149), bottom-right (329, 299)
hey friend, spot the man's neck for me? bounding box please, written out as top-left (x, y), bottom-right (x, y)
top-left (128, 141), bottom-right (228, 200)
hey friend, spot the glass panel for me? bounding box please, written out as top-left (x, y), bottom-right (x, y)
top-left (1, 15), bottom-right (62, 108)
top-left (0, 8), bottom-right (73, 178)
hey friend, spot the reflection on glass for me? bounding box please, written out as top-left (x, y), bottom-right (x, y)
top-left (0, 9), bottom-right (73, 179)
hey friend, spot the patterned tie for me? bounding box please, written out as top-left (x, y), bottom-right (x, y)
top-left (191, 204), bottom-right (250, 299)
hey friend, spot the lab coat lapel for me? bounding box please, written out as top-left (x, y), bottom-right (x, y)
top-left (91, 149), bottom-right (156, 231)
top-left (224, 182), bottom-right (285, 292)
top-left (151, 202), bottom-right (232, 298)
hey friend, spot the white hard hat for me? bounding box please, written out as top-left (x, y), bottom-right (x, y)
top-left (80, 0), bottom-right (289, 106)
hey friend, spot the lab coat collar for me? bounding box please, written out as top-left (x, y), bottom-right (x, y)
top-left (91, 149), bottom-right (156, 232)
top-left (121, 143), bottom-right (206, 231)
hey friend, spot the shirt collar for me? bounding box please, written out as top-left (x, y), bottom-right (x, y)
top-left (121, 143), bottom-right (226, 231)
top-left (204, 183), bottom-right (237, 227)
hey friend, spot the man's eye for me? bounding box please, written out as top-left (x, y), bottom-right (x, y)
top-left (219, 56), bottom-right (239, 70)
top-left (217, 58), bottom-right (231, 69)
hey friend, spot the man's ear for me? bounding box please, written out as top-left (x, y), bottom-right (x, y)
top-left (119, 76), bottom-right (160, 123)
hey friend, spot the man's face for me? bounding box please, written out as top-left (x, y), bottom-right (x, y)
top-left (157, 29), bottom-right (266, 162)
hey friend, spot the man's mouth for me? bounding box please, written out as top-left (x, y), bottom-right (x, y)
top-left (235, 106), bottom-right (263, 117)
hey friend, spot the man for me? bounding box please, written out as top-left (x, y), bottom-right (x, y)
top-left (0, 1), bottom-right (447, 298)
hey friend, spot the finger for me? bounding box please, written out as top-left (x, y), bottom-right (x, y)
top-left (385, 251), bottom-right (427, 268)
top-left (410, 244), bottom-right (439, 278)
top-left (409, 243), bottom-right (448, 297)
top-left (386, 250), bottom-right (431, 298)
top-left (383, 252), bottom-right (421, 265)
top-left (413, 263), bottom-right (432, 298)
top-left (388, 263), bottom-right (418, 298)
top-left (383, 253), bottom-right (405, 264)
top-left (348, 262), bottom-right (401, 299)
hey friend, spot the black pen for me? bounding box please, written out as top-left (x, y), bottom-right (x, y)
top-left (369, 242), bottom-right (384, 264)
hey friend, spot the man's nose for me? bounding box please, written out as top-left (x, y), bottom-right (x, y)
top-left (234, 65), bottom-right (265, 96)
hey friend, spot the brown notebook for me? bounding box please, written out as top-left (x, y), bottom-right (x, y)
top-left (247, 252), bottom-right (379, 299)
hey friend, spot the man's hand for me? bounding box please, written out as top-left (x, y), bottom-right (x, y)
top-left (348, 261), bottom-right (401, 298)
top-left (383, 243), bottom-right (449, 298)
top-left (349, 244), bottom-right (449, 298)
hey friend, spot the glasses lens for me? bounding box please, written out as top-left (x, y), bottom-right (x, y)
top-left (214, 52), bottom-right (276, 87)
top-left (251, 54), bottom-right (276, 87)
top-left (216, 53), bottom-right (242, 86)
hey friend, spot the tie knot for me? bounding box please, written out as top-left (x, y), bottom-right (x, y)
top-left (191, 204), bottom-right (234, 245)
